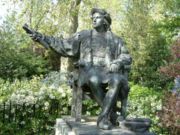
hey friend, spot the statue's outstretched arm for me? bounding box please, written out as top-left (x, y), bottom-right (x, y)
top-left (23, 24), bottom-right (49, 48)
top-left (23, 24), bottom-right (80, 57)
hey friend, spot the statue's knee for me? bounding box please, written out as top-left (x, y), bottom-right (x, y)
top-left (111, 76), bottom-right (121, 86)
top-left (122, 82), bottom-right (130, 93)
top-left (89, 76), bottom-right (99, 85)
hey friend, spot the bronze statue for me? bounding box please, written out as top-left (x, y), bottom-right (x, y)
top-left (23, 8), bottom-right (132, 130)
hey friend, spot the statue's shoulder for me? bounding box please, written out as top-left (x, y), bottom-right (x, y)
top-left (76, 30), bottom-right (92, 39)
top-left (110, 32), bottom-right (124, 45)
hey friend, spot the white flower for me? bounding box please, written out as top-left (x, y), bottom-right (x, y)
top-left (61, 92), bottom-right (66, 97)
top-left (29, 96), bottom-right (36, 102)
top-left (11, 108), bottom-right (15, 113)
top-left (0, 99), bottom-right (2, 104)
top-left (68, 97), bottom-right (72, 103)
top-left (49, 94), bottom-right (55, 99)
top-left (28, 90), bottom-right (33, 95)
top-left (44, 106), bottom-right (49, 110)
top-left (39, 89), bottom-right (45, 96)
top-left (20, 121), bottom-right (25, 125)
top-left (34, 92), bottom-right (39, 96)
top-left (5, 114), bottom-right (8, 119)
top-left (49, 84), bottom-right (56, 89)
top-left (35, 104), bottom-right (39, 108)
top-left (44, 102), bottom-right (49, 107)
top-left (66, 88), bottom-right (71, 94)
top-left (22, 112), bottom-right (26, 116)
top-left (57, 87), bottom-right (64, 93)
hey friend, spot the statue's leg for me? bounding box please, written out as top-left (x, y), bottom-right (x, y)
top-left (121, 97), bottom-right (127, 119)
top-left (109, 78), bottom-right (130, 126)
top-left (109, 106), bottom-right (120, 125)
top-left (120, 81), bottom-right (129, 119)
top-left (89, 76), bottom-right (113, 130)
top-left (97, 74), bottom-right (121, 129)
top-left (89, 75), bottom-right (105, 108)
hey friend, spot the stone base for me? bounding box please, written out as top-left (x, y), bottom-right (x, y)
top-left (118, 118), bottom-right (152, 133)
top-left (55, 116), bottom-right (155, 135)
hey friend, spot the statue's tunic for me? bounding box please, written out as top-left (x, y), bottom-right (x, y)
top-left (44, 30), bottom-right (132, 86)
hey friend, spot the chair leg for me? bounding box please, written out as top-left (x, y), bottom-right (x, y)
top-left (71, 84), bottom-right (77, 118)
top-left (76, 86), bottom-right (82, 121)
top-left (71, 84), bottom-right (82, 122)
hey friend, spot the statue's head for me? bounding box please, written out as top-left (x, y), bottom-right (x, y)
top-left (90, 8), bottom-right (111, 30)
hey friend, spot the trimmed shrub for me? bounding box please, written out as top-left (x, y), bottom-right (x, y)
top-left (0, 47), bottom-right (49, 80)
top-left (127, 83), bottom-right (165, 134)
top-left (0, 72), bottom-right (72, 134)
top-left (158, 91), bottom-right (180, 135)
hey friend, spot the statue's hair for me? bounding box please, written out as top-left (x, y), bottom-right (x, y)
top-left (90, 8), bottom-right (112, 29)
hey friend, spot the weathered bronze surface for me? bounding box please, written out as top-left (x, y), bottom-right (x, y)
top-left (23, 8), bottom-right (132, 130)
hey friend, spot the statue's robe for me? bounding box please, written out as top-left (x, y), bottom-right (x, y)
top-left (42, 30), bottom-right (132, 86)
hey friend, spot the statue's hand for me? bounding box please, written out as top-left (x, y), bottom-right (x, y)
top-left (109, 63), bottom-right (119, 72)
top-left (29, 32), bottom-right (42, 42)
top-left (22, 24), bottom-right (42, 42)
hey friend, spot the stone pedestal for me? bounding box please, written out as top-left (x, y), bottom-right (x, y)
top-left (55, 116), bottom-right (155, 135)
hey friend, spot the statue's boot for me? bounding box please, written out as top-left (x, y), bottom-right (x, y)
top-left (97, 75), bottom-right (121, 129)
top-left (109, 108), bottom-right (125, 125)
top-left (109, 110), bottom-right (118, 125)
top-left (97, 114), bottom-right (112, 130)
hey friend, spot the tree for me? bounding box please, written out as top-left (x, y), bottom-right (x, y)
top-left (159, 36), bottom-right (180, 79)
top-left (61, 0), bottom-right (82, 71)
top-left (0, 13), bottom-right (49, 79)
top-left (119, 0), bottom-right (172, 88)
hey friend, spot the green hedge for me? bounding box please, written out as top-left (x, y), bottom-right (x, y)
top-left (127, 83), bottom-right (166, 134)
top-left (0, 72), bottom-right (72, 135)
top-left (0, 73), bottom-right (169, 134)
top-left (0, 46), bottom-right (49, 80)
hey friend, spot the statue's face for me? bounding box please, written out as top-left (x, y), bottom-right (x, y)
top-left (92, 12), bottom-right (104, 29)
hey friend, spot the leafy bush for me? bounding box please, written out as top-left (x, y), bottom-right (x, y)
top-left (158, 91), bottom-right (180, 135)
top-left (127, 83), bottom-right (166, 134)
top-left (0, 72), bottom-right (72, 134)
top-left (82, 99), bottom-right (100, 116)
top-left (0, 21), bottom-right (50, 80)
top-left (0, 70), bottom-right (102, 135)
top-left (157, 36), bottom-right (180, 135)
top-left (159, 36), bottom-right (180, 79)
top-left (129, 31), bottom-right (170, 89)
top-left (0, 46), bottom-right (49, 80)
top-left (0, 73), bottom-right (171, 135)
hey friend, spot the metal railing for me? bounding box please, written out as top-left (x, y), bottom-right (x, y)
top-left (0, 100), bottom-right (63, 135)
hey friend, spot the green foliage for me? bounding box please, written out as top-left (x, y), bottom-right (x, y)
top-left (0, 12), bottom-right (50, 79)
top-left (159, 36), bottom-right (180, 79)
top-left (158, 91), bottom-right (180, 135)
top-left (156, 0), bottom-right (180, 44)
top-left (159, 37), bottom-right (180, 135)
top-left (0, 0), bottom-right (73, 72)
top-left (0, 45), bottom-right (49, 80)
top-left (0, 72), bottom-right (72, 134)
top-left (0, 1), bottom-right (179, 134)
top-left (118, 0), bottom-right (172, 88)
top-left (1, 0), bottom-right (178, 88)
top-left (0, 72), bottom-right (173, 135)
top-left (127, 83), bottom-right (166, 134)
top-left (83, 99), bottom-right (101, 116)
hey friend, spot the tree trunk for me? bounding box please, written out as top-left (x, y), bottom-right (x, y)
top-left (60, 0), bottom-right (81, 72)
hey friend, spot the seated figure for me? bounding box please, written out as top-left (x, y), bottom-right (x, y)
top-left (23, 8), bottom-right (132, 130)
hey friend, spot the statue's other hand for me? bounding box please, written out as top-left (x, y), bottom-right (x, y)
top-left (29, 33), bottom-right (41, 41)
top-left (109, 63), bottom-right (119, 72)
top-left (22, 24), bottom-right (40, 41)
